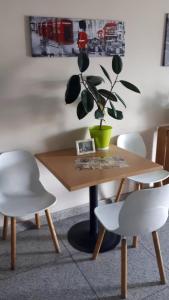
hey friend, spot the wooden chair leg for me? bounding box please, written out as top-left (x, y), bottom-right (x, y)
top-left (35, 213), bottom-right (41, 229)
top-left (92, 225), bottom-right (106, 260)
top-left (132, 183), bottom-right (141, 248)
top-left (2, 216), bottom-right (8, 240)
top-left (121, 238), bottom-right (127, 299)
top-left (136, 182), bottom-right (141, 190)
top-left (115, 178), bottom-right (126, 202)
top-left (45, 209), bottom-right (60, 253)
top-left (132, 236), bottom-right (139, 248)
top-left (152, 231), bottom-right (166, 284)
top-left (11, 217), bottom-right (16, 270)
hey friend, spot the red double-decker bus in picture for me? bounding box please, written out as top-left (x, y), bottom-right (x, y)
top-left (97, 21), bottom-right (117, 41)
top-left (104, 21), bottom-right (117, 37)
top-left (97, 29), bottom-right (104, 39)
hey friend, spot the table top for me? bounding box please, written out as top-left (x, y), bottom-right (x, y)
top-left (36, 145), bottom-right (162, 191)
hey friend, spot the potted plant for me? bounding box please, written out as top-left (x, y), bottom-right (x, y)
top-left (65, 53), bottom-right (140, 150)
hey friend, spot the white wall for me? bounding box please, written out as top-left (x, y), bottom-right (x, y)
top-left (0, 0), bottom-right (169, 214)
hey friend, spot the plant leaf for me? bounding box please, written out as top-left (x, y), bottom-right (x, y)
top-left (107, 107), bottom-right (123, 120)
top-left (98, 89), bottom-right (117, 102)
top-left (78, 52), bottom-right (89, 72)
top-left (65, 75), bottom-right (81, 104)
top-left (100, 65), bottom-right (112, 84)
top-left (97, 97), bottom-right (106, 110)
top-left (77, 101), bottom-right (88, 119)
top-left (87, 83), bottom-right (100, 101)
top-left (86, 76), bottom-right (104, 86)
top-left (81, 90), bottom-right (94, 113)
top-left (87, 83), bottom-right (106, 108)
top-left (115, 110), bottom-right (123, 120)
top-left (95, 109), bottom-right (104, 119)
top-left (120, 80), bottom-right (141, 93)
top-left (112, 55), bottom-right (123, 74)
top-left (114, 92), bottom-right (126, 108)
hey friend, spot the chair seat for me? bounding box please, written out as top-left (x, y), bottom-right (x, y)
top-left (128, 169), bottom-right (169, 184)
top-left (0, 191), bottom-right (56, 217)
top-left (95, 201), bottom-right (124, 232)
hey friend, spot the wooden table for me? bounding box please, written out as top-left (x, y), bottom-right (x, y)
top-left (36, 145), bottom-right (162, 253)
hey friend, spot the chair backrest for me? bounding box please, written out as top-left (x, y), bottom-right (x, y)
top-left (0, 150), bottom-right (41, 194)
top-left (117, 133), bottom-right (147, 158)
top-left (117, 184), bottom-right (169, 236)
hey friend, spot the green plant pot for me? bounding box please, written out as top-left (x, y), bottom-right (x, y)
top-left (89, 125), bottom-right (112, 150)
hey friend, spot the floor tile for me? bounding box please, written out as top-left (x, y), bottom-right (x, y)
top-left (57, 213), bottom-right (169, 300)
top-left (0, 225), bottom-right (97, 300)
top-left (1, 212), bottom-right (169, 300)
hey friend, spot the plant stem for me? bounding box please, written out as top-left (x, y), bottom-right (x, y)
top-left (80, 73), bottom-right (118, 130)
top-left (99, 74), bottom-right (119, 129)
top-left (99, 119), bottom-right (103, 130)
top-left (111, 74), bottom-right (118, 90)
top-left (80, 73), bottom-right (99, 107)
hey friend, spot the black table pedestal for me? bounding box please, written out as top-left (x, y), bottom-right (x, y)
top-left (68, 220), bottom-right (121, 253)
top-left (67, 185), bottom-right (121, 253)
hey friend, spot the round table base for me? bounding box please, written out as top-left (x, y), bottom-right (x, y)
top-left (67, 220), bottom-right (121, 253)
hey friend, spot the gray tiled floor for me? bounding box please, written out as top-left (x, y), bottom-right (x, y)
top-left (0, 213), bottom-right (169, 299)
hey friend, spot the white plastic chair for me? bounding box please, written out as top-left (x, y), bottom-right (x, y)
top-left (92, 184), bottom-right (169, 298)
top-left (0, 150), bottom-right (60, 270)
top-left (116, 133), bottom-right (169, 247)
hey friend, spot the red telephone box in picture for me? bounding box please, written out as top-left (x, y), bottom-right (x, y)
top-left (60, 19), bottom-right (73, 45)
top-left (53, 19), bottom-right (73, 45)
top-left (54, 20), bottom-right (59, 43)
top-left (47, 20), bottom-right (54, 40)
top-left (42, 22), bottom-right (48, 38)
top-left (38, 23), bottom-right (42, 36)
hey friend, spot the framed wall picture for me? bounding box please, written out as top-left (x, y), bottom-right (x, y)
top-left (163, 14), bottom-right (169, 66)
top-left (29, 16), bottom-right (125, 57)
top-left (76, 139), bottom-right (96, 155)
